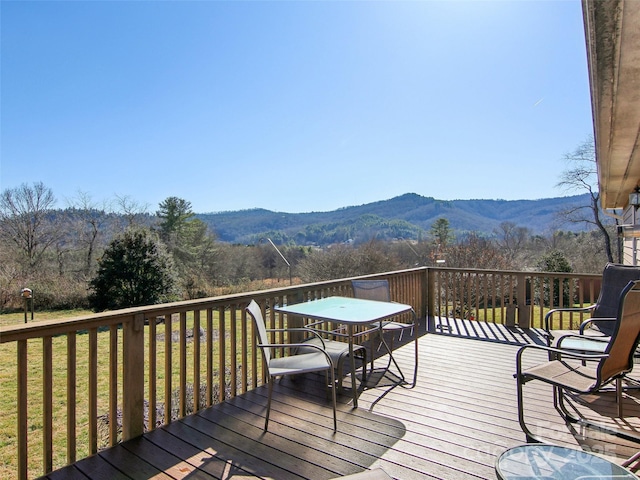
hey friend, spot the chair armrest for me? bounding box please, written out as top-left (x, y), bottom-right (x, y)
top-left (544, 304), bottom-right (596, 333)
top-left (515, 343), bottom-right (607, 377)
top-left (257, 341), bottom-right (335, 366)
top-left (579, 317), bottom-right (616, 334)
top-left (266, 327), bottom-right (326, 346)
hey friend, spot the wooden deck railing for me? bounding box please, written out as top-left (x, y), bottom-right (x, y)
top-left (0, 267), bottom-right (602, 479)
top-left (427, 268), bottom-right (602, 329)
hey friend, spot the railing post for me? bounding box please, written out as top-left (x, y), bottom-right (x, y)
top-left (123, 314), bottom-right (145, 440)
top-left (426, 268), bottom-right (435, 332)
top-left (516, 273), bottom-right (531, 329)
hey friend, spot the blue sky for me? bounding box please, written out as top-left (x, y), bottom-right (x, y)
top-left (1, 0), bottom-right (593, 214)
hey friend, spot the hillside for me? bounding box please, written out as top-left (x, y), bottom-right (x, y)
top-left (197, 193), bottom-right (594, 245)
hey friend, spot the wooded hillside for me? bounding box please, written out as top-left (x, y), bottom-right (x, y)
top-left (199, 192), bottom-right (593, 245)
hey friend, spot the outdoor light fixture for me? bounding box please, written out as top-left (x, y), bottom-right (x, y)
top-left (618, 225), bottom-right (640, 238)
top-left (630, 186), bottom-right (640, 209)
top-left (618, 185), bottom-right (640, 265)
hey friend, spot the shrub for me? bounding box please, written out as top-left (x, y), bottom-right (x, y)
top-left (88, 228), bottom-right (177, 311)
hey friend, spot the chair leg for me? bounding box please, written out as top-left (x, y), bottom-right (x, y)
top-left (516, 374), bottom-right (542, 443)
top-left (556, 383), bottom-right (640, 443)
top-left (617, 377), bottom-right (624, 418)
top-left (335, 349), bottom-right (366, 394)
top-left (329, 367), bottom-right (337, 433)
top-left (409, 334), bottom-right (418, 388)
top-left (370, 333), bottom-right (376, 372)
top-left (265, 377), bottom-right (274, 431)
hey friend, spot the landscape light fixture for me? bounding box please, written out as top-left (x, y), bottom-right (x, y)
top-left (21, 288), bottom-right (34, 323)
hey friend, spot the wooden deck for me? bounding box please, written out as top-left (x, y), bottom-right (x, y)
top-left (41, 319), bottom-right (640, 480)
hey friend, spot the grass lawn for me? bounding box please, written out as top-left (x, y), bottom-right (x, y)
top-left (0, 309), bottom-right (92, 328)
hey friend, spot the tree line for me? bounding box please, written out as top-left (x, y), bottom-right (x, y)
top-left (0, 138), bottom-right (617, 312)
top-left (0, 188), bottom-right (612, 313)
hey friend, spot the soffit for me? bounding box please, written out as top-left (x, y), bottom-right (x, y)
top-left (584, 0), bottom-right (640, 209)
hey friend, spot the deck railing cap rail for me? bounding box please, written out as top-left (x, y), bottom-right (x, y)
top-left (0, 266), bottom-right (600, 343)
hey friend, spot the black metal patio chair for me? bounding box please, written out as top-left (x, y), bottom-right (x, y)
top-left (516, 280), bottom-right (640, 443)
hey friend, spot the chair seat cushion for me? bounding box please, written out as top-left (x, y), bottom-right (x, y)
top-left (523, 360), bottom-right (598, 392)
top-left (381, 321), bottom-right (413, 331)
top-left (298, 337), bottom-right (365, 363)
top-left (269, 351), bottom-right (331, 376)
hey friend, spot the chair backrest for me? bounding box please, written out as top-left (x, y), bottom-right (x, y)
top-left (351, 279), bottom-right (391, 302)
top-left (592, 263), bottom-right (640, 334)
top-left (598, 280), bottom-right (640, 383)
top-left (246, 300), bottom-right (271, 364)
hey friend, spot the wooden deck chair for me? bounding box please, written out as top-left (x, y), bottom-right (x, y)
top-left (516, 280), bottom-right (640, 443)
top-left (351, 279), bottom-right (418, 386)
top-left (246, 300), bottom-right (337, 432)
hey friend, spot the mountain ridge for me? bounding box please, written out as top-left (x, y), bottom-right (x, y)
top-left (196, 192), bottom-right (593, 245)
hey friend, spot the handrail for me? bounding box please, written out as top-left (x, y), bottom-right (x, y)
top-left (0, 266), bottom-right (602, 479)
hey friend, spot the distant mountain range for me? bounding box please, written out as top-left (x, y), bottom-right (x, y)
top-left (197, 193), bottom-right (594, 246)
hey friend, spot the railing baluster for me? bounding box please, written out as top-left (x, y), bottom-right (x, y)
top-left (164, 314), bottom-right (172, 425)
top-left (230, 306), bottom-right (237, 397)
top-left (43, 336), bottom-right (53, 473)
top-left (66, 332), bottom-right (76, 464)
top-left (241, 304), bottom-right (249, 393)
top-left (149, 318), bottom-right (157, 431)
top-left (18, 339), bottom-right (27, 480)
top-left (109, 325), bottom-right (118, 446)
top-left (193, 309), bottom-right (201, 413)
top-left (89, 327), bottom-right (98, 454)
top-left (179, 311), bottom-right (187, 418)
top-left (218, 306), bottom-right (226, 403)
top-left (206, 308), bottom-right (214, 406)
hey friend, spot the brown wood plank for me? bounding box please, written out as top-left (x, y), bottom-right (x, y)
top-left (97, 443), bottom-right (173, 480)
top-left (45, 464), bottom-right (90, 480)
top-left (143, 427), bottom-right (260, 479)
top-left (120, 436), bottom-right (217, 479)
top-left (71, 452), bottom-right (131, 480)
top-left (163, 420), bottom-right (302, 479)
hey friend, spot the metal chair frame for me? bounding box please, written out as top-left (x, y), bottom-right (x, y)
top-left (516, 280), bottom-right (640, 443)
top-left (246, 300), bottom-right (337, 432)
top-left (351, 279), bottom-right (418, 387)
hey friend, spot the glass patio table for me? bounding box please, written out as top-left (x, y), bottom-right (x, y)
top-left (496, 444), bottom-right (639, 480)
top-left (275, 296), bottom-right (413, 407)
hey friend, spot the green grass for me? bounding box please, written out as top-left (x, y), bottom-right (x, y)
top-left (0, 309), bottom-right (92, 327)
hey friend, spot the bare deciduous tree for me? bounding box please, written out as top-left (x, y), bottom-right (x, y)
top-left (67, 191), bottom-right (109, 276)
top-left (494, 221), bottom-right (531, 263)
top-left (556, 135), bottom-right (617, 262)
top-left (0, 182), bottom-right (58, 269)
top-left (113, 194), bottom-right (149, 229)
